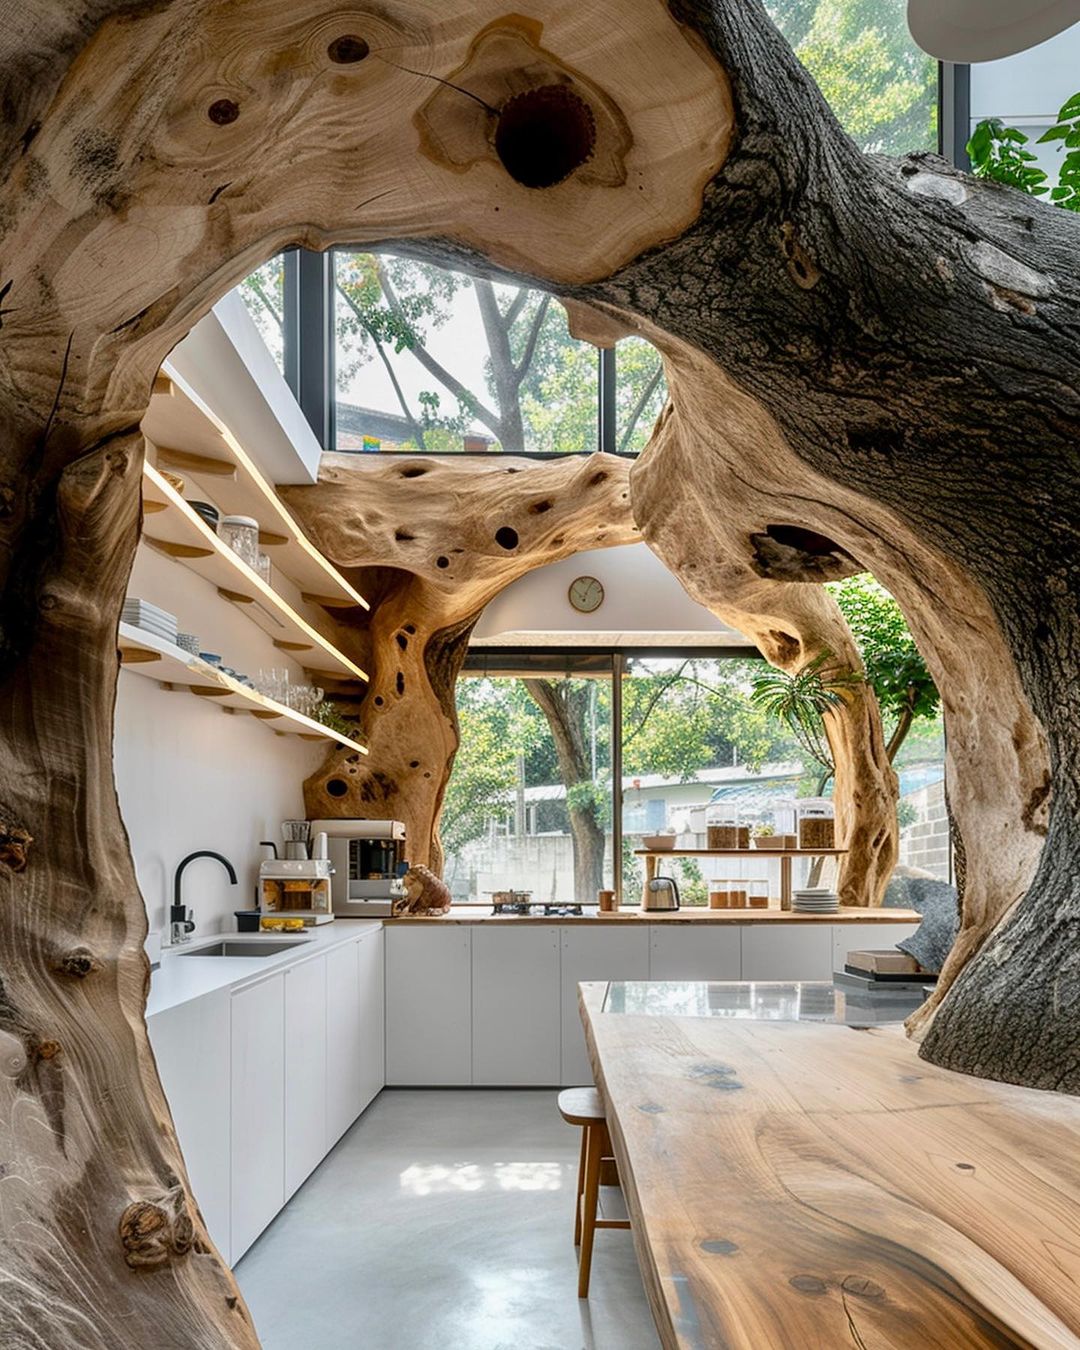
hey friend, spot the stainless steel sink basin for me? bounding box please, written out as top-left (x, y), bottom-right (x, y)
top-left (176, 939), bottom-right (310, 958)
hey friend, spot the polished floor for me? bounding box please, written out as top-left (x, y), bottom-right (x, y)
top-left (237, 1089), bottom-right (660, 1350)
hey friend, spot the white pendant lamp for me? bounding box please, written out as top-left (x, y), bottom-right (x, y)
top-left (908, 0), bottom-right (1080, 61)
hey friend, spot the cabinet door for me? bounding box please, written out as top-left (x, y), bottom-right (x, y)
top-left (283, 956), bottom-right (327, 1199)
top-left (560, 927), bottom-right (649, 1086)
top-left (832, 922), bottom-right (921, 973)
top-left (386, 927), bottom-right (472, 1086)
top-left (740, 924), bottom-right (832, 982)
top-left (326, 940), bottom-right (363, 1146)
top-left (472, 926), bottom-right (561, 1086)
top-left (648, 925), bottom-right (741, 981)
top-left (148, 990), bottom-right (231, 1261)
top-left (230, 974), bottom-right (285, 1261)
top-left (356, 928), bottom-right (385, 1114)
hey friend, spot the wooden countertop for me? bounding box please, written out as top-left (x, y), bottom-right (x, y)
top-left (383, 906), bottom-right (921, 925)
top-left (579, 981), bottom-right (1080, 1349)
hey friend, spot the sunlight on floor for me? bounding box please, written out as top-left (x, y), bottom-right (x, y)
top-left (399, 1160), bottom-right (564, 1195)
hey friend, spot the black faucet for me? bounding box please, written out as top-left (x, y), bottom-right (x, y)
top-left (172, 851), bottom-right (238, 942)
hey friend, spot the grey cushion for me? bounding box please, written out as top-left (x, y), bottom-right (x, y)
top-left (883, 874), bottom-right (960, 974)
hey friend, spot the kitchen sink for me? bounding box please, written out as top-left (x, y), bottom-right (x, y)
top-left (176, 939), bottom-right (310, 958)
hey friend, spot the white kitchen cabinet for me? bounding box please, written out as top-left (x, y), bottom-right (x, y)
top-left (740, 924), bottom-right (833, 982)
top-left (386, 926), bottom-right (472, 1085)
top-left (148, 989), bottom-right (231, 1261)
top-left (560, 927), bottom-right (650, 1085)
top-left (230, 974), bottom-right (285, 1260)
top-left (283, 956), bottom-right (327, 1198)
top-left (472, 926), bottom-right (561, 1086)
top-left (648, 925), bottom-right (742, 982)
top-left (356, 927), bottom-right (385, 1114)
top-left (832, 922), bottom-right (921, 973)
top-left (326, 939), bottom-right (363, 1146)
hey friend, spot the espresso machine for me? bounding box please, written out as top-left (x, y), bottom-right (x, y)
top-left (308, 819), bottom-right (407, 917)
top-left (257, 826), bottom-right (335, 925)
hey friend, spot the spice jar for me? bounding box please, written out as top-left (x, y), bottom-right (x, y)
top-left (798, 797), bottom-right (836, 850)
top-left (219, 515), bottom-right (260, 569)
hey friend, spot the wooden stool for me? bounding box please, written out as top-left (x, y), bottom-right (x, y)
top-left (558, 1086), bottom-right (631, 1297)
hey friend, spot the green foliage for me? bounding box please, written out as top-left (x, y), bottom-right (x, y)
top-left (967, 92), bottom-right (1080, 211)
top-left (311, 700), bottom-right (352, 738)
top-left (749, 651), bottom-right (861, 775)
top-left (831, 574), bottom-right (939, 726)
top-left (768, 0), bottom-right (937, 154)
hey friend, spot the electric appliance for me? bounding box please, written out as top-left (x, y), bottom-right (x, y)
top-left (309, 819), bottom-right (407, 917)
top-left (643, 875), bottom-right (681, 911)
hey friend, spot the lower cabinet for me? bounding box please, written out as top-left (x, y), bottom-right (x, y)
top-left (386, 925), bottom-right (472, 1085)
top-left (740, 923), bottom-right (833, 981)
top-left (357, 927), bottom-right (386, 1113)
top-left (148, 989), bottom-right (231, 1260)
top-left (648, 925), bottom-right (741, 982)
top-left (284, 957), bottom-right (327, 1199)
top-left (560, 927), bottom-right (649, 1085)
top-left (151, 929), bottom-right (385, 1268)
top-left (230, 974), bottom-right (286, 1261)
top-left (472, 926), bottom-right (561, 1085)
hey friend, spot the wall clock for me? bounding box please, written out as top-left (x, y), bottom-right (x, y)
top-left (568, 575), bottom-right (604, 614)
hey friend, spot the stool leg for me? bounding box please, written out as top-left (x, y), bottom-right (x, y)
top-left (578, 1123), bottom-right (602, 1299)
top-left (574, 1126), bottom-right (587, 1247)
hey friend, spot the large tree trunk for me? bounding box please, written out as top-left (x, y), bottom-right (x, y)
top-left (0, 432), bottom-right (255, 1345)
top-left (2, 0), bottom-right (1079, 1337)
top-left (286, 453), bottom-right (639, 866)
top-left (522, 678), bottom-right (607, 903)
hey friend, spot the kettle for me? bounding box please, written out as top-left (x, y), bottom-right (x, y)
top-left (643, 874), bottom-right (681, 911)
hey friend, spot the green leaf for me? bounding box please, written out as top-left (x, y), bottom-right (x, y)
top-left (1058, 92), bottom-right (1080, 121)
top-left (1038, 124), bottom-right (1071, 142)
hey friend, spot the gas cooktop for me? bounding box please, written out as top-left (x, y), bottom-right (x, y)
top-left (490, 901), bottom-right (584, 917)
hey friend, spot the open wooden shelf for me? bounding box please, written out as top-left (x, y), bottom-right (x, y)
top-left (141, 463), bottom-right (368, 683)
top-left (143, 368), bottom-right (368, 612)
top-left (117, 622), bottom-right (368, 755)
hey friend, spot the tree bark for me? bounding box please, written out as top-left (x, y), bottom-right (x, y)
top-left (0, 432), bottom-right (255, 1346)
top-left (283, 453), bottom-right (640, 866)
top-left (2, 3), bottom-right (1079, 1338)
top-left (522, 677), bottom-right (607, 903)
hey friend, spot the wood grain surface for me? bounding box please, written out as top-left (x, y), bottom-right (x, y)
top-left (580, 982), bottom-right (1080, 1349)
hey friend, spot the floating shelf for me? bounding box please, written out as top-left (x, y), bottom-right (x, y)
top-left (142, 366), bottom-right (368, 612)
top-left (117, 623), bottom-right (368, 756)
top-left (141, 463), bottom-right (368, 683)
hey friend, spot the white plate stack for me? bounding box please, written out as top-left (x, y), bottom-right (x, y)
top-left (793, 887), bottom-right (839, 914)
top-left (122, 598), bottom-right (178, 645)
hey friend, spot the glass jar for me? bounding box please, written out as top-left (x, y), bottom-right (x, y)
top-left (706, 805), bottom-right (739, 850)
top-left (709, 882), bottom-right (730, 909)
top-left (749, 879), bottom-right (769, 909)
top-left (797, 797), bottom-right (836, 850)
top-left (219, 515), bottom-right (259, 568)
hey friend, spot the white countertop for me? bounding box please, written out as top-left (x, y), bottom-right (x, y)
top-left (146, 920), bottom-right (383, 1018)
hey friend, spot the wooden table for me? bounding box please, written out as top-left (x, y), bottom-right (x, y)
top-left (636, 847), bottom-right (849, 909)
top-left (580, 981), bottom-right (1080, 1348)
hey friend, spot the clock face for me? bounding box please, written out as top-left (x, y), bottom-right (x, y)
top-left (568, 575), bottom-right (604, 614)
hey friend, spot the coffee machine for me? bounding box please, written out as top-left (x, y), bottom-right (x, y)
top-left (308, 819), bottom-right (407, 917)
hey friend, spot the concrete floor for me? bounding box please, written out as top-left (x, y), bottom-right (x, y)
top-left (237, 1089), bottom-right (661, 1350)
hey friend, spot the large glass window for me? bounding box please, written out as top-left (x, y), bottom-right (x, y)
top-left (333, 252), bottom-right (599, 454)
top-left (769, 0), bottom-right (939, 154)
top-left (614, 337), bottom-right (668, 456)
top-left (238, 257), bottom-right (286, 372)
top-left (441, 670), bottom-right (613, 903)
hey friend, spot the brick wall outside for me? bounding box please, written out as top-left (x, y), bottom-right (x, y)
top-left (898, 777), bottom-right (951, 881)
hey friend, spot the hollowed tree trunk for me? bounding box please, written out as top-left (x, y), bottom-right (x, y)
top-left (1, 0), bottom-right (1079, 1339)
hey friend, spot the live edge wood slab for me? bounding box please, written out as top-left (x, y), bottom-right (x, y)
top-left (578, 982), bottom-right (1080, 1349)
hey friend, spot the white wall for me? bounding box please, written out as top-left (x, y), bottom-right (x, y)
top-left (970, 25), bottom-right (1080, 175)
top-left (472, 543), bottom-right (751, 644)
top-left (115, 547), bottom-right (324, 944)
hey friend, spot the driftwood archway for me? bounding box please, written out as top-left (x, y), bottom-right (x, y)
top-left (1, 0), bottom-right (1077, 1341)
